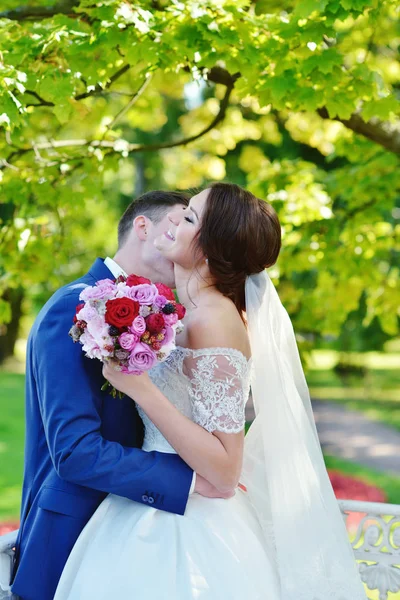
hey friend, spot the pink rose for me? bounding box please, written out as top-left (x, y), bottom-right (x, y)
top-left (118, 332), bottom-right (138, 351)
top-left (128, 284), bottom-right (158, 305)
top-left (128, 343), bottom-right (157, 372)
top-left (79, 279), bottom-right (115, 302)
top-left (86, 315), bottom-right (114, 356)
top-left (76, 303), bottom-right (98, 323)
top-left (162, 326), bottom-right (175, 346)
top-left (129, 316), bottom-right (146, 336)
top-left (80, 330), bottom-right (102, 360)
top-left (96, 278), bottom-right (116, 291)
top-left (154, 295), bottom-right (168, 309)
top-left (163, 312), bottom-right (178, 326)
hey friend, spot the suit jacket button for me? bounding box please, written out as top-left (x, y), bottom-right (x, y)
top-left (148, 496), bottom-right (154, 504)
top-left (142, 494), bottom-right (148, 502)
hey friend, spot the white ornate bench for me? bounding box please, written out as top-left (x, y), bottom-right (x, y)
top-left (339, 499), bottom-right (400, 599)
top-left (0, 499), bottom-right (399, 599)
top-left (0, 529), bottom-right (18, 600)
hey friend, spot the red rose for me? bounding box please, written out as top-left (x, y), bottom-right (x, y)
top-left (146, 313), bottom-right (165, 334)
top-left (154, 282), bottom-right (175, 301)
top-left (73, 303), bottom-right (85, 323)
top-left (175, 303), bottom-right (186, 320)
top-left (105, 297), bottom-right (139, 328)
top-left (126, 274), bottom-right (151, 287)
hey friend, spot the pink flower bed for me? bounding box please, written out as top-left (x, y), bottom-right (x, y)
top-left (328, 470), bottom-right (386, 503)
top-left (0, 521), bottom-right (19, 536)
top-left (328, 470), bottom-right (387, 530)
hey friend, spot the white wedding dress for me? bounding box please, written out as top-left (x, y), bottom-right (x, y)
top-left (54, 347), bottom-right (281, 600)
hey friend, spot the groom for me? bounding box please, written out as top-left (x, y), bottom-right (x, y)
top-left (11, 190), bottom-right (229, 600)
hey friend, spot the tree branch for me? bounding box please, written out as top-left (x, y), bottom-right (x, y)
top-left (23, 64), bottom-right (233, 112)
top-left (74, 64), bottom-right (132, 100)
top-left (317, 108), bottom-right (400, 156)
top-left (3, 67), bottom-right (240, 169)
top-left (343, 197), bottom-right (379, 220)
top-left (102, 75), bottom-right (152, 137)
top-left (130, 68), bottom-right (240, 152)
top-left (23, 64), bottom-right (132, 108)
top-left (25, 90), bottom-right (54, 108)
top-left (0, 0), bottom-right (79, 21)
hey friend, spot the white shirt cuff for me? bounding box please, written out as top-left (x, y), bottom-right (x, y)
top-left (189, 472), bottom-right (196, 495)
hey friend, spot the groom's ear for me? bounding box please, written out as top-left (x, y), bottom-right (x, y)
top-left (133, 215), bottom-right (149, 241)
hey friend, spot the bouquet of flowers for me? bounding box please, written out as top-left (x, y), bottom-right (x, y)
top-left (69, 274), bottom-right (186, 394)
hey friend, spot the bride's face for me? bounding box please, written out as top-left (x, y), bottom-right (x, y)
top-left (154, 189), bottom-right (209, 268)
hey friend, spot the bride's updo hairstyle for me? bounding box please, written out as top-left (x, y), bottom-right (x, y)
top-left (194, 182), bottom-right (281, 316)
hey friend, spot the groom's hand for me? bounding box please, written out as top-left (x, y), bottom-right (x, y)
top-left (194, 474), bottom-right (235, 499)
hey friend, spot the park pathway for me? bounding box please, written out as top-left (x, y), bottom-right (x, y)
top-left (245, 399), bottom-right (400, 477)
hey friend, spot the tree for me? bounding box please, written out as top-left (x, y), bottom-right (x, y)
top-left (0, 0), bottom-right (399, 360)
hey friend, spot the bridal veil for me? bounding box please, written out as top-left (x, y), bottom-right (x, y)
top-left (242, 271), bottom-right (366, 600)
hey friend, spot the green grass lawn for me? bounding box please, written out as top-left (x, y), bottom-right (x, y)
top-left (307, 350), bottom-right (400, 432)
top-left (0, 371), bottom-right (25, 521)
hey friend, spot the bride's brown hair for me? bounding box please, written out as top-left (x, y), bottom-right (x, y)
top-left (193, 182), bottom-right (281, 316)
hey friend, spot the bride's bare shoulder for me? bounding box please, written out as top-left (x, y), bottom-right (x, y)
top-left (186, 298), bottom-right (251, 359)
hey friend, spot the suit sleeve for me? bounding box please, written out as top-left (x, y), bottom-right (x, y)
top-left (34, 289), bottom-right (193, 515)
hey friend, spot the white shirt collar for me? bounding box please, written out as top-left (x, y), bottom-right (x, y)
top-left (104, 257), bottom-right (128, 279)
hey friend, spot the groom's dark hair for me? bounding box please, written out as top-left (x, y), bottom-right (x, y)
top-left (118, 190), bottom-right (189, 248)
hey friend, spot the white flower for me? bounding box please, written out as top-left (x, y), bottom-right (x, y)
top-left (139, 305), bottom-right (151, 318)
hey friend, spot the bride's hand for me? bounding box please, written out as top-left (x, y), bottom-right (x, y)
top-left (102, 363), bottom-right (152, 402)
top-left (194, 474), bottom-right (235, 499)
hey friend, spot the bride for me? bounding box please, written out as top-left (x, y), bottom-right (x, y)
top-left (54, 183), bottom-right (366, 599)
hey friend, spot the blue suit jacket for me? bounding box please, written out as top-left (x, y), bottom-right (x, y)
top-left (11, 258), bottom-right (193, 600)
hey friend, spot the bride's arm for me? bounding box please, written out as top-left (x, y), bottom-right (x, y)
top-left (104, 368), bottom-right (244, 493)
top-left (103, 318), bottom-right (248, 494)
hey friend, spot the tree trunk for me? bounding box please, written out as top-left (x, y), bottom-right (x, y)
top-left (135, 155), bottom-right (146, 197)
top-left (0, 288), bottom-right (24, 364)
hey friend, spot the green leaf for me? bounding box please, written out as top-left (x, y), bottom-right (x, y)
top-left (52, 101), bottom-right (73, 124)
top-left (38, 73), bottom-right (75, 104)
top-left (0, 299), bottom-right (11, 325)
top-left (325, 96), bottom-right (356, 119)
top-left (255, 0), bottom-right (293, 14)
top-left (302, 49), bottom-right (343, 76)
top-left (295, 86), bottom-right (324, 111)
top-left (378, 311), bottom-right (399, 337)
top-left (294, 0), bottom-right (329, 18)
top-left (362, 96), bottom-right (399, 121)
top-left (341, 0), bottom-right (374, 12)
